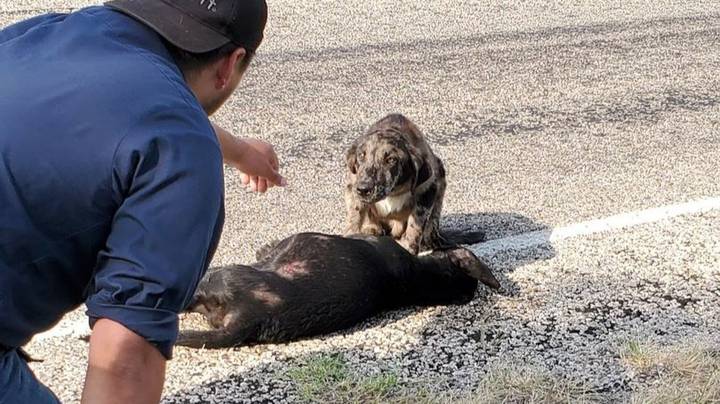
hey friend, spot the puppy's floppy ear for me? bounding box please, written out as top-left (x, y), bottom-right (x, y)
top-left (447, 248), bottom-right (501, 290)
top-left (407, 145), bottom-right (431, 191)
top-left (346, 143), bottom-right (358, 174)
top-left (389, 114), bottom-right (431, 191)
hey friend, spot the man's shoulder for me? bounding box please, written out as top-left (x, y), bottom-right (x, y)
top-left (85, 6), bottom-right (202, 112)
top-left (67, 6), bottom-right (213, 143)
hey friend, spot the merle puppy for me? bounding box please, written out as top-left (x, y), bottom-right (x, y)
top-left (345, 114), bottom-right (485, 254)
top-left (177, 233), bottom-right (500, 349)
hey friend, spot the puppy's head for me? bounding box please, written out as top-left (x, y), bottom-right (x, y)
top-left (185, 271), bottom-right (232, 329)
top-left (346, 114), bottom-right (427, 203)
top-left (441, 247), bottom-right (501, 290)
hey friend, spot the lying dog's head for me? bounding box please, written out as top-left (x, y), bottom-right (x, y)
top-left (185, 270), bottom-right (232, 329)
top-left (346, 114), bottom-right (430, 203)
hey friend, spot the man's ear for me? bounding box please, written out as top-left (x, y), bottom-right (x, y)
top-left (346, 143), bottom-right (358, 174)
top-left (216, 47), bottom-right (247, 90)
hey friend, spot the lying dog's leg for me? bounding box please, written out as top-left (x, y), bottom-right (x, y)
top-left (176, 324), bottom-right (256, 349)
top-left (176, 330), bottom-right (239, 349)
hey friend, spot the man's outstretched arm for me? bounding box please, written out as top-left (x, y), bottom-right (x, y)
top-left (81, 319), bottom-right (166, 404)
top-left (211, 122), bottom-right (286, 192)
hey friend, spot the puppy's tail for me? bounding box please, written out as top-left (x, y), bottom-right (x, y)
top-left (438, 228), bottom-right (486, 247)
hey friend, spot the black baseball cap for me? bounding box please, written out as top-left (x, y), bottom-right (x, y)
top-left (105, 0), bottom-right (268, 53)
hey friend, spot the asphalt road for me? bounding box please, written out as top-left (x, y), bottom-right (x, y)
top-left (2, 1), bottom-right (719, 403)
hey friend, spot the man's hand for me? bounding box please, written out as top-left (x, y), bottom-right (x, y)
top-left (81, 319), bottom-right (166, 404)
top-left (212, 123), bottom-right (286, 193)
top-left (236, 138), bottom-right (286, 193)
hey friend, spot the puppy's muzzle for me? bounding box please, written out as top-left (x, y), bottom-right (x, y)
top-left (355, 181), bottom-right (374, 198)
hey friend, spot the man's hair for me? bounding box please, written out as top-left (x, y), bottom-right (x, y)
top-left (163, 40), bottom-right (255, 75)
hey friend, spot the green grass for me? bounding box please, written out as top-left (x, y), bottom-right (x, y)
top-left (286, 342), bottom-right (720, 404)
top-left (621, 340), bottom-right (656, 372)
top-left (286, 353), bottom-right (401, 403)
top-left (463, 366), bottom-right (599, 404)
top-left (622, 340), bottom-right (720, 404)
top-left (286, 354), bottom-right (598, 404)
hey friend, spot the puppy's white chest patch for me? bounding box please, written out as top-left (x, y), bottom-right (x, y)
top-left (374, 192), bottom-right (412, 217)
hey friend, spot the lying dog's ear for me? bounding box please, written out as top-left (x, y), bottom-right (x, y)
top-left (448, 248), bottom-right (501, 290)
top-left (346, 143), bottom-right (358, 174)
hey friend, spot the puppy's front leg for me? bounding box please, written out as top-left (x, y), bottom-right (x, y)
top-left (399, 186), bottom-right (437, 254)
top-left (344, 185), bottom-right (365, 234)
top-left (360, 220), bottom-right (383, 236)
top-left (399, 211), bottom-right (427, 255)
top-left (345, 196), bottom-right (382, 236)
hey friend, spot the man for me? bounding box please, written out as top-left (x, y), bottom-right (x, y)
top-left (0, 1), bottom-right (283, 402)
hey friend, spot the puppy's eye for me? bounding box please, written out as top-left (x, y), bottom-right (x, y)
top-left (359, 151), bottom-right (366, 160)
top-left (386, 157), bottom-right (397, 165)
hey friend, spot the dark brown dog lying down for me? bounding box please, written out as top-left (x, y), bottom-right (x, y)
top-left (177, 232), bottom-right (500, 349)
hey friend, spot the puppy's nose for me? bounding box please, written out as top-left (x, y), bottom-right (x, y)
top-left (356, 183), bottom-right (373, 196)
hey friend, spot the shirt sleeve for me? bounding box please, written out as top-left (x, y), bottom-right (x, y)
top-left (0, 13), bottom-right (66, 45)
top-left (85, 108), bottom-right (224, 359)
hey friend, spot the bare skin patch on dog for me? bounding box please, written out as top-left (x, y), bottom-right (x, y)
top-left (251, 289), bottom-right (284, 307)
top-left (278, 260), bottom-right (310, 280)
top-left (222, 312), bottom-right (237, 329)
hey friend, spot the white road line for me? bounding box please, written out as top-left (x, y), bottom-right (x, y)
top-left (31, 197), bottom-right (720, 343)
top-left (472, 196), bottom-right (720, 255)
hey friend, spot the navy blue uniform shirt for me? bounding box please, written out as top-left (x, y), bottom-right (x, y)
top-left (0, 6), bottom-right (225, 359)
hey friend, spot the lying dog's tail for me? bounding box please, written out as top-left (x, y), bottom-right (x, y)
top-left (437, 228), bottom-right (486, 247)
